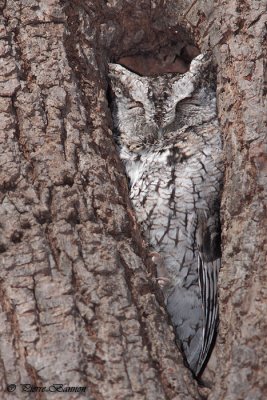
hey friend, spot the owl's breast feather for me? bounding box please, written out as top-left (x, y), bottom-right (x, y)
top-left (125, 159), bottom-right (144, 187)
top-left (122, 146), bottom-right (173, 187)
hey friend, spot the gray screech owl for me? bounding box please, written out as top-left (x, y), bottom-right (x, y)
top-left (109, 54), bottom-right (223, 376)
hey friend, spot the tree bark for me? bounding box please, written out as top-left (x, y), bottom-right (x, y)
top-left (0, 1), bottom-right (266, 399)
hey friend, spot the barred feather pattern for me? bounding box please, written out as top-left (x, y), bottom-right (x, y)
top-left (109, 54), bottom-right (224, 376)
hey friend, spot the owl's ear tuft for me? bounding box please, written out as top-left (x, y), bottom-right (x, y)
top-left (189, 53), bottom-right (211, 76)
top-left (108, 63), bottom-right (138, 79)
top-left (108, 63), bottom-right (125, 74)
top-left (108, 63), bottom-right (143, 84)
top-left (108, 63), bottom-right (148, 100)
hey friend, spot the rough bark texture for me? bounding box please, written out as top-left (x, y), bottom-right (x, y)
top-left (0, 1), bottom-right (266, 399)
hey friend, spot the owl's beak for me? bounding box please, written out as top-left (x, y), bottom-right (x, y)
top-left (158, 128), bottom-right (163, 138)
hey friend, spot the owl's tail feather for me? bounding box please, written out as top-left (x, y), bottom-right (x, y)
top-left (196, 256), bottom-right (220, 376)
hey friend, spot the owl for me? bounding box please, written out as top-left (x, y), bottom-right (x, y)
top-left (108, 54), bottom-right (223, 376)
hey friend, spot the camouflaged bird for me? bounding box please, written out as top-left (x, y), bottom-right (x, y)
top-left (109, 54), bottom-right (223, 376)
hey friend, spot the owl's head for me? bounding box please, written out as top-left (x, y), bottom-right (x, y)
top-left (108, 54), bottom-right (215, 153)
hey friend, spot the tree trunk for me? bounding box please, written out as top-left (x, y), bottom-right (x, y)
top-left (0, 1), bottom-right (265, 399)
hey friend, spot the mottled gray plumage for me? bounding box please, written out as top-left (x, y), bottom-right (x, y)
top-left (109, 54), bottom-right (223, 376)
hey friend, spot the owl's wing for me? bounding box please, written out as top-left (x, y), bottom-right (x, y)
top-left (196, 255), bottom-right (220, 375)
top-left (196, 211), bottom-right (221, 375)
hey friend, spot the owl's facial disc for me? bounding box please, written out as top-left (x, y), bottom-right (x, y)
top-left (109, 54), bottom-right (213, 152)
